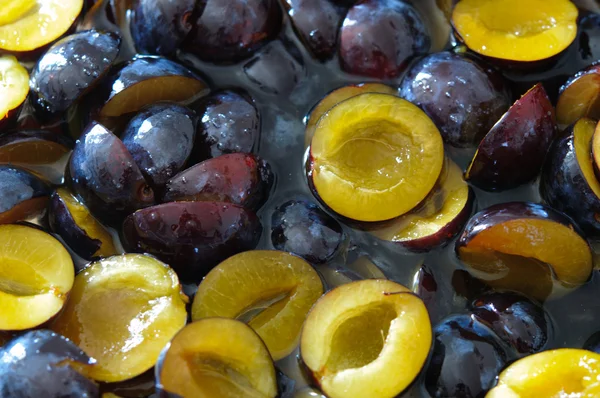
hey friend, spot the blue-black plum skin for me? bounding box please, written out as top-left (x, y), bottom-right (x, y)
top-left (0, 166), bottom-right (50, 224)
top-left (584, 331), bottom-right (600, 353)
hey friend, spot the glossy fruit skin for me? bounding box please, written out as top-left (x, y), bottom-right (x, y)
top-left (583, 331), bottom-right (600, 353)
top-left (0, 129), bottom-right (74, 150)
top-left (413, 264), bottom-right (438, 320)
top-left (0, 166), bottom-right (50, 224)
top-left (191, 90), bottom-right (260, 162)
top-left (339, 0), bottom-right (430, 79)
top-left (452, 269), bottom-right (491, 300)
top-left (400, 52), bottom-right (511, 148)
top-left (29, 29), bottom-right (121, 116)
top-left (0, 330), bottom-right (98, 398)
top-left (271, 199), bottom-right (345, 264)
top-left (469, 292), bottom-right (551, 356)
top-left (184, 0), bottom-right (282, 64)
top-left (283, 0), bottom-right (345, 61)
top-left (424, 315), bottom-right (511, 398)
top-left (69, 122), bottom-right (155, 225)
top-left (122, 201), bottom-right (262, 282)
top-left (121, 103), bottom-right (197, 189)
top-left (540, 125), bottom-right (600, 237)
top-left (131, 0), bottom-right (196, 56)
top-left (163, 153), bottom-right (274, 211)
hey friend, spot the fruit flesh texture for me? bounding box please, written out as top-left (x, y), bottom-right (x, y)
top-left (0, 0), bottom-right (84, 52)
top-left (51, 254), bottom-right (188, 382)
top-left (486, 349), bottom-right (600, 397)
top-left (0, 130), bottom-right (72, 167)
top-left (191, 250), bottom-right (323, 360)
top-left (157, 318), bottom-right (278, 398)
top-left (0, 56), bottom-right (28, 120)
top-left (301, 279), bottom-right (431, 398)
top-left (453, 0), bottom-right (578, 62)
top-left (310, 93), bottom-right (444, 222)
top-left (0, 224), bottom-right (74, 331)
top-left (0, 166), bottom-right (50, 224)
top-left (556, 64), bottom-right (600, 126)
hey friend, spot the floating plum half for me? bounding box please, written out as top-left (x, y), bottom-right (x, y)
top-left (400, 51), bottom-right (511, 148)
top-left (466, 83), bottom-right (557, 191)
top-left (163, 153), bottom-right (274, 211)
top-left (156, 318), bottom-right (278, 398)
top-left (184, 0), bottom-right (282, 64)
top-left (301, 280), bottom-right (431, 398)
top-left (556, 64), bottom-right (600, 127)
top-left (121, 103), bottom-right (197, 188)
top-left (456, 202), bottom-right (593, 301)
top-left (424, 315), bottom-right (510, 398)
top-left (191, 90), bottom-right (260, 162)
top-left (338, 0), bottom-right (430, 79)
top-left (540, 118), bottom-right (600, 237)
top-left (192, 250), bottom-right (323, 360)
top-left (29, 30), bottom-right (121, 117)
top-left (0, 56), bottom-right (29, 130)
top-left (0, 330), bottom-right (98, 398)
top-left (271, 199), bottom-right (345, 264)
top-left (69, 122), bottom-right (155, 224)
top-left (122, 201), bottom-right (262, 282)
top-left (452, 0), bottom-right (578, 63)
top-left (487, 349), bottom-right (600, 397)
top-left (0, 130), bottom-right (73, 173)
top-left (308, 93), bottom-right (444, 223)
top-left (0, 165), bottom-right (51, 224)
top-left (469, 291), bottom-right (551, 356)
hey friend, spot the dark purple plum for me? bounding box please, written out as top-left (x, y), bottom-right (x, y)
top-left (584, 331), bottom-right (600, 353)
top-left (183, 0), bottom-right (282, 64)
top-left (191, 90), bottom-right (260, 162)
top-left (400, 51), bottom-right (511, 148)
top-left (338, 0), bottom-right (430, 79)
top-left (163, 153), bottom-right (274, 211)
top-left (413, 264), bottom-right (438, 319)
top-left (121, 103), bottom-right (198, 188)
top-left (69, 122), bottom-right (155, 225)
top-left (131, 0), bottom-right (196, 56)
top-left (29, 30), bottom-right (121, 117)
top-left (451, 269), bottom-right (491, 300)
top-left (283, 0), bottom-right (345, 61)
top-left (424, 315), bottom-right (511, 398)
top-left (0, 330), bottom-right (98, 398)
top-left (0, 166), bottom-right (50, 224)
top-left (270, 199), bottom-right (345, 264)
top-left (122, 201), bottom-right (262, 282)
top-left (469, 292), bottom-right (551, 356)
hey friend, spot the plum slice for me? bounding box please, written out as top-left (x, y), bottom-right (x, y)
top-left (0, 165), bottom-right (50, 224)
top-left (452, 0), bottom-right (578, 62)
top-left (456, 202), bottom-right (593, 301)
top-left (191, 250), bottom-right (323, 360)
top-left (0, 130), bottom-right (73, 170)
top-left (156, 318), bottom-right (277, 398)
top-left (49, 188), bottom-right (118, 260)
top-left (371, 159), bottom-right (473, 251)
top-left (0, 0), bottom-right (83, 52)
top-left (0, 56), bottom-right (28, 130)
top-left (51, 254), bottom-right (188, 382)
top-left (540, 118), bottom-right (600, 237)
top-left (300, 279), bottom-right (431, 398)
top-left (0, 224), bottom-right (74, 331)
top-left (304, 83), bottom-right (396, 147)
top-left (466, 83), bottom-right (557, 191)
top-left (487, 349), bottom-right (600, 397)
top-left (163, 153), bottom-right (274, 211)
top-left (122, 201), bottom-right (262, 282)
top-left (556, 64), bottom-right (600, 127)
top-left (308, 93), bottom-right (444, 223)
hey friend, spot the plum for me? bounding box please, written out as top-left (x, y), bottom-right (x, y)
top-left (556, 64), bottom-right (600, 127)
top-left (0, 56), bottom-right (29, 132)
top-left (584, 331), bottom-right (600, 353)
top-left (338, 0), bottom-right (430, 79)
top-left (413, 264), bottom-right (438, 320)
top-left (0, 165), bottom-right (51, 224)
top-left (0, 130), bottom-right (73, 170)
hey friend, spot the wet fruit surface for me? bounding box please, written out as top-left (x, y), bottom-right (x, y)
top-left (0, 55), bottom-right (29, 129)
top-left (0, 165), bottom-right (51, 224)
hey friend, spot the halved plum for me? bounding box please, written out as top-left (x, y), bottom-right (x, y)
top-left (300, 279), bottom-right (431, 398)
top-left (556, 64), bottom-right (600, 127)
top-left (0, 165), bottom-right (50, 224)
top-left (371, 159), bottom-right (473, 251)
top-left (0, 130), bottom-right (73, 171)
top-left (466, 83), bottom-right (556, 191)
top-left (452, 0), bottom-right (578, 62)
top-left (191, 250), bottom-right (323, 360)
top-left (0, 224), bottom-right (74, 331)
top-left (487, 349), bottom-right (600, 397)
top-left (456, 202), bottom-right (593, 300)
top-left (49, 188), bottom-right (118, 260)
top-left (412, 264), bottom-right (438, 320)
top-left (0, 56), bottom-right (29, 131)
top-left (163, 153), bottom-right (273, 211)
top-left (0, 0), bottom-right (83, 52)
top-left (51, 254), bottom-right (188, 382)
top-left (156, 318), bottom-right (277, 398)
top-left (304, 83), bottom-right (397, 147)
top-left (122, 201), bottom-right (262, 282)
top-left (308, 93), bottom-right (444, 223)
top-left (540, 118), bottom-right (600, 237)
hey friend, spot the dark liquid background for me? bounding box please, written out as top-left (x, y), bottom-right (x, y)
top-left (43, 0), bottom-right (600, 396)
